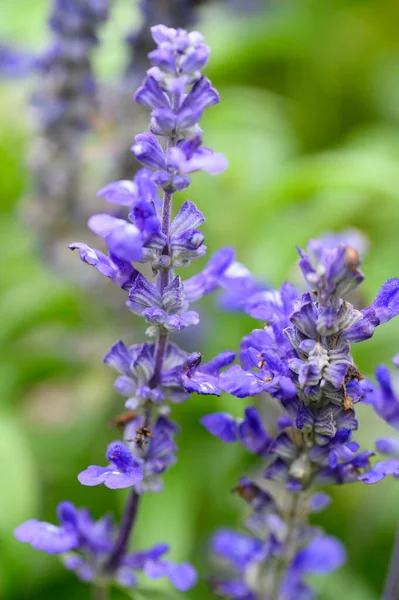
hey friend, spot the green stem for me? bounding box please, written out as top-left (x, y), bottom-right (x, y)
top-left (92, 584), bottom-right (109, 600)
top-left (270, 493), bottom-right (302, 600)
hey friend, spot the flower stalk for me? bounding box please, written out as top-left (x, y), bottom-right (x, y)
top-left (14, 24), bottom-right (236, 595)
top-left (204, 239), bottom-right (399, 598)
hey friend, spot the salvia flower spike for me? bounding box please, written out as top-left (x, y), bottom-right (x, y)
top-left (15, 24), bottom-right (236, 594)
top-left (203, 239), bottom-right (399, 599)
top-left (27, 0), bottom-right (110, 237)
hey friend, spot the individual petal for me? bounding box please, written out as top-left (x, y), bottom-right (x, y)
top-left (148, 47), bottom-right (177, 73)
top-left (375, 437), bottom-right (399, 457)
top-left (180, 44), bottom-right (210, 73)
top-left (170, 200), bottom-right (205, 235)
top-left (103, 341), bottom-right (131, 375)
top-left (358, 459), bottom-right (399, 484)
top-left (307, 492), bottom-right (332, 513)
top-left (180, 76), bottom-right (219, 112)
top-left (219, 365), bottom-right (266, 398)
top-left (238, 407), bottom-right (270, 454)
top-left (170, 145), bottom-right (228, 175)
top-left (150, 25), bottom-right (174, 45)
top-left (89, 215), bottom-right (143, 263)
top-left (162, 276), bottom-right (185, 312)
top-left (14, 520), bottom-right (78, 554)
top-left (57, 501), bottom-right (78, 528)
top-left (143, 307), bottom-right (167, 325)
top-left (364, 365), bottom-right (399, 429)
top-left (182, 371), bottom-right (219, 395)
top-left (165, 562), bottom-right (197, 591)
top-left (220, 262), bottom-right (267, 312)
top-left (370, 278), bottom-right (399, 324)
top-left (184, 247), bottom-right (235, 302)
top-left (292, 535), bottom-right (346, 574)
top-left (106, 441), bottom-right (134, 471)
top-left (77, 465), bottom-right (143, 489)
top-left (124, 543), bottom-right (169, 569)
top-left (200, 412), bottom-right (238, 442)
top-left (175, 106), bottom-right (203, 130)
top-left (343, 306), bottom-right (379, 342)
top-left (131, 132), bottom-right (166, 170)
top-left (0, 44), bottom-right (36, 76)
top-left (88, 214), bottom-right (126, 238)
top-left (144, 560), bottom-right (197, 591)
top-left (164, 311), bottom-right (199, 331)
top-left (126, 274), bottom-right (162, 314)
top-left (200, 351), bottom-right (236, 375)
top-left (97, 180), bottom-right (137, 206)
top-left (212, 529), bottom-right (263, 570)
top-left (134, 76), bottom-right (171, 110)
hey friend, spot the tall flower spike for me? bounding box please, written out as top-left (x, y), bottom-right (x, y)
top-left (203, 238), bottom-right (399, 598)
top-left (25, 0), bottom-right (110, 258)
top-left (109, 0), bottom-right (207, 182)
top-left (17, 25), bottom-right (234, 595)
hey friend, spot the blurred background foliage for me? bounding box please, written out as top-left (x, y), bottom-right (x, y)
top-left (1, 0), bottom-right (399, 598)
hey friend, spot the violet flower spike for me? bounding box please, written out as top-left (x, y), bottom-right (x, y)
top-left (16, 24), bottom-right (233, 596)
top-left (26, 0), bottom-right (110, 246)
top-left (203, 238), bottom-right (399, 598)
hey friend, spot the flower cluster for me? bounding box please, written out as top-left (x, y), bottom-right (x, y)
top-left (124, 0), bottom-right (202, 81)
top-left (15, 501), bottom-right (195, 590)
top-left (203, 239), bottom-right (399, 598)
top-left (15, 24), bottom-right (236, 595)
top-left (27, 0), bottom-right (110, 238)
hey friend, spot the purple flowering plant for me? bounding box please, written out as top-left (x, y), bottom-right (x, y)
top-left (13, 18), bottom-right (399, 600)
top-left (202, 241), bottom-right (399, 599)
top-left (15, 24), bottom-right (236, 596)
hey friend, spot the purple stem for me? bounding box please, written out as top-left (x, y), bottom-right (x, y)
top-left (104, 89), bottom-right (181, 576)
top-left (104, 489), bottom-right (140, 573)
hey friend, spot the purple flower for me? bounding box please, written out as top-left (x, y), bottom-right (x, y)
top-left (78, 442), bottom-right (143, 489)
top-left (15, 502), bottom-right (80, 554)
top-left (202, 407), bottom-right (271, 456)
top-left (41, 21), bottom-right (241, 596)
top-left (297, 239), bottom-right (364, 305)
top-left (212, 529), bottom-right (265, 571)
top-left (14, 502), bottom-right (113, 556)
top-left (361, 364), bottom-right (399, 429)
top-left (168, 135), bottom-right (228, 175)
top-left (182, 350), bottom-right (235, 396)
top-left (344, 279), bottom-right (399, 342)
top-left (280, 536), bottom-right (346, 599)
top-left (184, 247), bottom-right (236, 303)
top-left (121, 415), bottom-right (179, 494)
top-left (88, 214), bottom-right (143, 262)
top-left (123, 543), bottom-right (197, 591)
top-left (208, 236), bottom-right (399, 596)
top-left (68, 243), bottom-right (139, 290)
top-left (358, 459), bottom-right (399, 484)
top-left (218, 261), bottom-right (268, 311)
top-left (356, 357), bottom-right (399, 484)
top-left (201, 412), bottom-right (238, 442)
top-left (0, 44), bottom-right (35, 76)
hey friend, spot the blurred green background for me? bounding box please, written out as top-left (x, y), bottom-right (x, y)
top-left (1, 0), bottom-right (399, 599)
